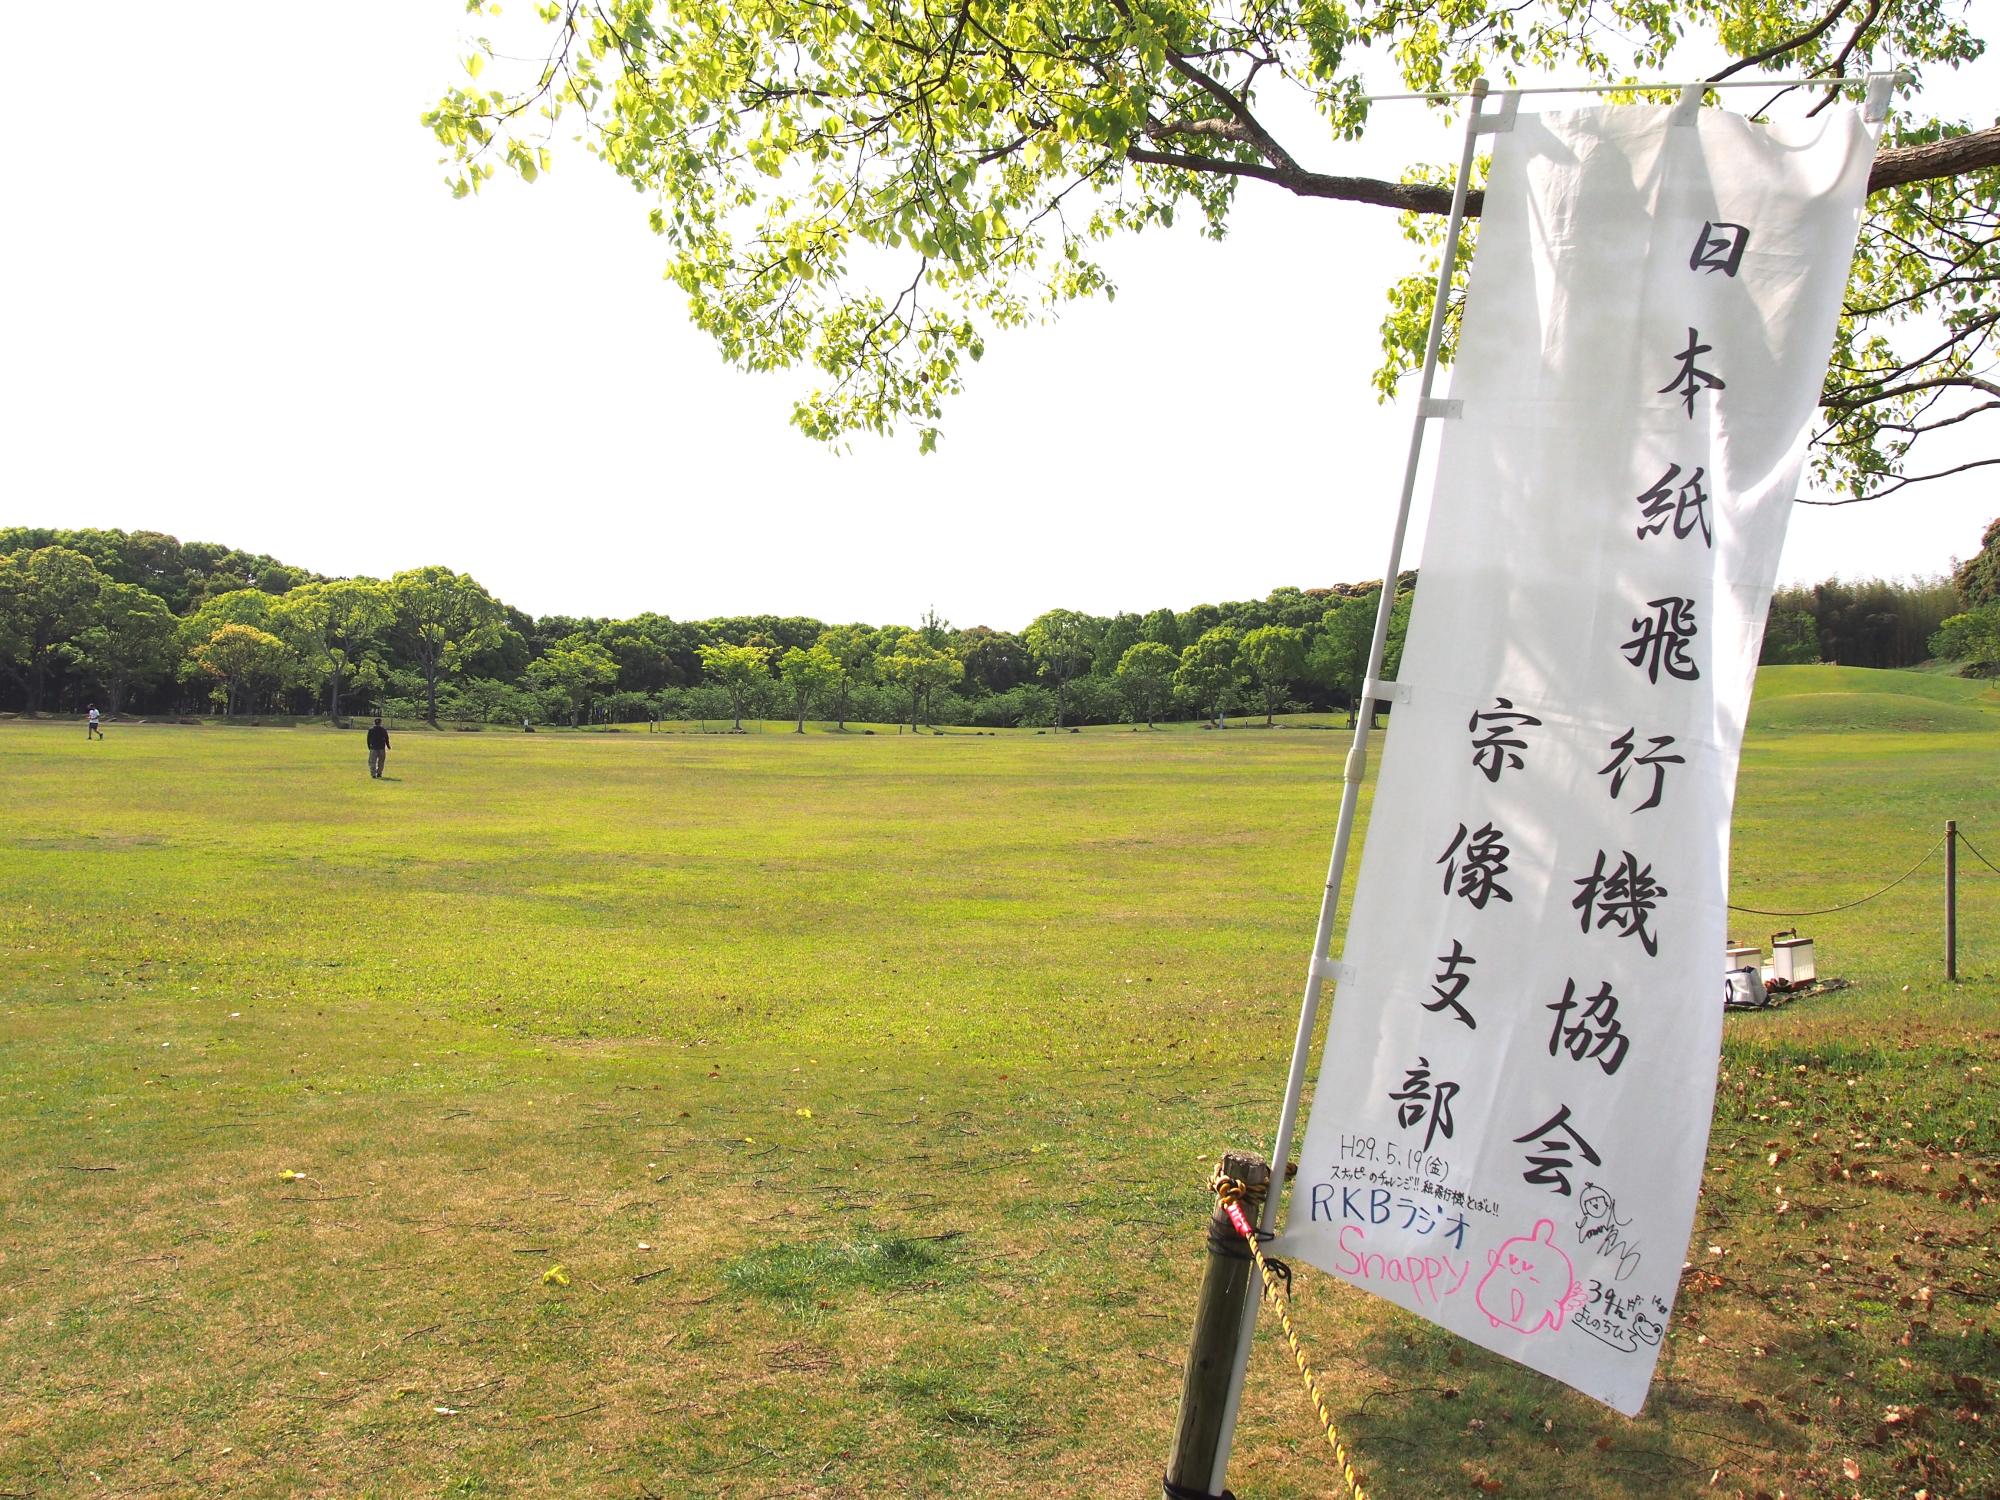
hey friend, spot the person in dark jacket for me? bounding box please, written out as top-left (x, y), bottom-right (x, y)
top-left (366, 717), bottom-right (391, 779)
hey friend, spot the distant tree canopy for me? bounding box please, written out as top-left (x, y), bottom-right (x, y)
top-left (0, 524), bottom-right (1984, 725)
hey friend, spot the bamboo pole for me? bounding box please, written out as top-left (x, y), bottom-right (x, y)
top-left (1196, 77), bottom-right (1495, 1498)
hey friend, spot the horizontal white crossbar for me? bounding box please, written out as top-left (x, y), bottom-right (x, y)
top-left (1308, 954), bottom-right (1354, 987)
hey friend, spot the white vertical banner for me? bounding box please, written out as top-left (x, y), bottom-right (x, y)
top-left (1285, 101), bottom-right (1875, 1416)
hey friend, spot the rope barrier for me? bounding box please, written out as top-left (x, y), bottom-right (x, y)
top-left (1958, 831), bottom-right (2000, 878)
top-left (1212, 1172), bottom-right (1370, 1500)
top-left (1727, 832), bottom-right (1947, 916)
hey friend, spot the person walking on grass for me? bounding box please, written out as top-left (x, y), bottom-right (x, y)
top-left (86, 704), bottom-right (102, 741)
top-left (366, 715), bottom-right (391, 779)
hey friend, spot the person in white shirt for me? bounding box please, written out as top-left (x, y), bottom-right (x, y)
top-left (86, 704), bottom-right (103, 741)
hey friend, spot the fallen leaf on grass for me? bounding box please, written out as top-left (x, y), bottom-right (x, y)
top-left (279, 1170), bottom-right (306, 1182)
top-left (1842, 1457), bottom-right (1861, 1481)
top-left (542, 1264), bottom-right (570, 1287)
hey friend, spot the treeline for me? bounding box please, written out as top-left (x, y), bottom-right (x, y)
top-left (4, 524), bottom-right (1990, 729)
top-left (1760, 576), bottom-right (1963, 669)
top-left (0, 526), bottom-right (1419, 728)
top-left (1926, 518), bottom-right (2000, 675)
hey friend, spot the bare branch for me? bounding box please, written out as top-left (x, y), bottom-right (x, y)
top-left (1795, 455), bottom-right (2000, 502)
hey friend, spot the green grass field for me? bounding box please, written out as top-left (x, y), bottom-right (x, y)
top-left (2, 666), bottom-right (1995, 1499)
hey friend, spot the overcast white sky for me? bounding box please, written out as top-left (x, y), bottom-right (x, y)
top-left (3, 5), bottom-right (1993, 631)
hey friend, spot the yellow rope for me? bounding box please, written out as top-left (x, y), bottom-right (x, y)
top-left (1215, 1172), bottom-right (1370, 1500)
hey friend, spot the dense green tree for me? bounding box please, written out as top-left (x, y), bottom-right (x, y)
top-left (1239, 624), bottom-right (1306, 725)
top-left (61, 581), bottom-right (176, 717)
top-left (697, 641), bottom-right (772, 730)
top-left (602, 613), bottom-right (699, 691)
top-left (1024, 608), bottom-right (1099, 728)
top-left (1177, 604), bottom-right (1223, 643)
top-left (1096, 613), bottom-right (1144, 678)
top-left (0, 546), bottom-right (106, 714)
top-left (188, 623), bottom-right (291, 716)
top-left (391, 567), bottom-right (510, 725)
top-left (182, 589), bottom-right (279, 665)
top-left (528, 633), bottom-right (618, 724)
top-left (1953, 518), bottom-right (2000, 608)
top-left (816, 625), bottom-right (878, 730)
top-left (1758, 607), bottom-right (1823, 666)
top-left (1140, 608), bottom-right (1184, 654)
top-left (778, 643), bottom-right (842, 732)
top-left (0, 528), bottom-right (316, 616)
top-left (1263, 586), bottom-right (1333, 631)
top-left (956, 626), bottom-right (1033, 694)
top-left (918, 607), bottom-right (952, 650)
top-left (876, 630), bottom-right (965, 730)
top-left (1307, 592), bottom-right (1374, 723)
top-left (1176, 626), bottom-right (1244, 727)
top-left (1114, 640), bottom-right (1177, 728)
top-left (1930, 603), bottom-right (2000, 672)
top-left (275, 579), bottom-right (394, 721)
top-left (1307, 588), bottom-right (1410, 724)
top-left (452, 675), bottom-right (541, 725)
top-left (699, 615), bottom-right (827, 656)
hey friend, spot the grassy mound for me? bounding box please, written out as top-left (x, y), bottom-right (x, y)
top-left (1749, 663), bottom-right (2000, 733)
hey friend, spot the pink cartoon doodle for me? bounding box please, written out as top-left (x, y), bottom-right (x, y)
top-left (1474, 1219), bottom-right (1586, 1334)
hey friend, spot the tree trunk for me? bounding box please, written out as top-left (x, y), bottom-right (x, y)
top-left (330, 664), bottom-right (344, 723)
top-left (1054, 677), bottom-right (1066, 729)
top-left (425, 665), bottom-right (439, 726)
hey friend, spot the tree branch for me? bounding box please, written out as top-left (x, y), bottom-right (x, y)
top-left (1824, 372), bottom-right (2000, 413)
top-left (1127, 145), bottom-right (1488, 214)
top-left (1868, 125), bottom-right (2000, 195)
top-left (1130, 123), bottom-right (2000, 217)
top-left (1794, 455), bottom-right (2000, 502)
top-left (1710, 6), bottom-right (1855, 83)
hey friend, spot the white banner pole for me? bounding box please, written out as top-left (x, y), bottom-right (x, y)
top-left (1203, 77), bottom-right (1496, 1496)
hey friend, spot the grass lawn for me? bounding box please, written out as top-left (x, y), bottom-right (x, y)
top-left (1, 665), bottom-right (1994, 1499)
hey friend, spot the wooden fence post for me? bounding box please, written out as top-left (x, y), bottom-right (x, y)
top-left (1163, 1151), bottom-right (1270, 1499)
top-left (1946, 819), bottom-right (1958, 982)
